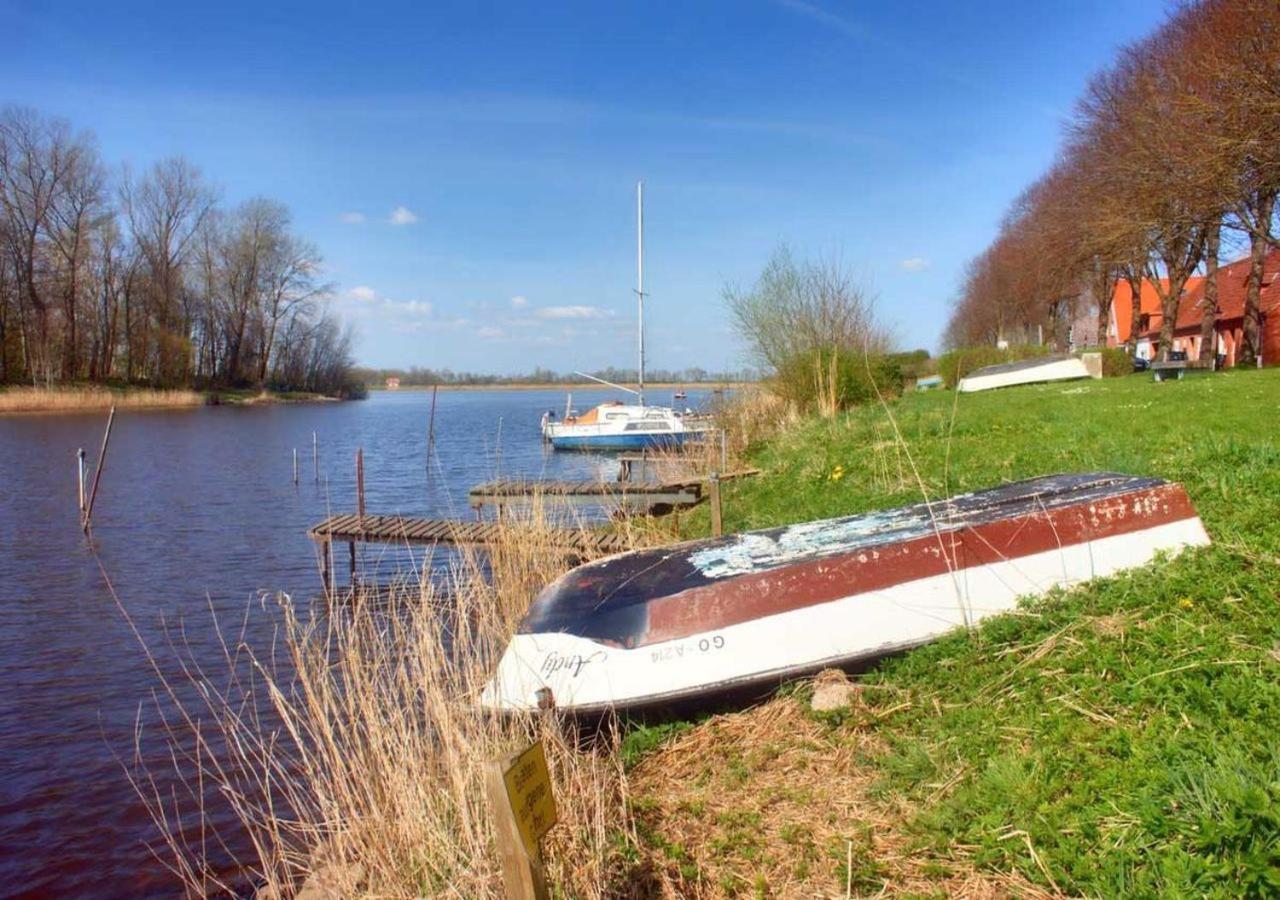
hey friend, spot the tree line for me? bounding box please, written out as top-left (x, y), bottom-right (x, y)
top-left (946, 0), bottom-right (1278, 366)
top-left (354, 365), bottom-right (756, 387)
top-left (0, 106), bottom-right (359, 394)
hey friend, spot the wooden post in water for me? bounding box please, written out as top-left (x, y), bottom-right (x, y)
top-left (82, 406), bottom-right (116, 533)
top-left (76, 448), bottom-right (86, 514)
top-left (320, 538), bottom-right (333, 597)
top-left (426, 384), bottom-right (438, 486)
top-left (293, 448), bottom-right (299, 485)
top-left (708, 472), bottom-right (723, 538)
top-left (312, 431), bottom-right (318, 483)
top-left (356, 447), bottom-right (366, 520)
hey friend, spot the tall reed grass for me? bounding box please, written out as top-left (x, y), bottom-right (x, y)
top-left (0, 385), bottom-right (203, 413)
top-left (131, 508), bottom-right (644, 898)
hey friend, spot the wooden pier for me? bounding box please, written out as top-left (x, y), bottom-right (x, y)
top-left (308, 513), bottom-right (635, 593)
top-left (467, 470), bottom-right (760, 517)
top-left (468, 478), bottom-right (702, 516)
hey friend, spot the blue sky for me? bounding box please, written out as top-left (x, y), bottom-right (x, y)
top-left (3, 0), bottom-right (1169, 372)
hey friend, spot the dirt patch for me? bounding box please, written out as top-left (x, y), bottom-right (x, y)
top-left (628, 693), bottom-right (1056, 898)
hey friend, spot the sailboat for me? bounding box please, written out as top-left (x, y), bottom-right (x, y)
top-left (541, 182), bottom-right (713, 451)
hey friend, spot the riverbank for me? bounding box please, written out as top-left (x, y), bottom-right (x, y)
top-left (625, 368), bottom-right (1280, 896)
top-left (0, 385), bottom-right (346, 414)
top-left (143, 371), bottom-right (1280, 897)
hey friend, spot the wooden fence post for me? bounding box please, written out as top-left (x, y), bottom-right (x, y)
top-left (709, 472), bottom-right (723, 538)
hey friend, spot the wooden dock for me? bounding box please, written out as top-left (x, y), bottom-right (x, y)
top-left (468, 478), bottom-right (702, 516)
top-left (467, 470), bottom-right (760, 517)
top-left (308, 513), bottom-right (635, 592)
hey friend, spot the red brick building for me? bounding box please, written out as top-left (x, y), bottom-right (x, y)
top-left (1106, 250), bottom-right (1280, 366)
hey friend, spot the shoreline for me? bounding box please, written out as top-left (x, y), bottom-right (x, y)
top-left (369, 381), bottom-right (749, 393)
top-left (0, 385), bottom-right (346, 415)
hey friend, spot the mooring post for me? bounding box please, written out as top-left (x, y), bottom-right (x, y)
top-left (293, 448), bottom-right (299, 486)
top-left (312, 431), bottom-right (318, 483)
top-left (321, 538), bottom-right (332, 597)
top-left (708, 472), bottom-right (723, 538)
top-left (349, 541), bottom-right (357, 591)
top-left (356, 447), bottom-right (366, 520)
top-left (76, 448), bottom-right (86, 514)
top-left (426, 384), bottom-right (438, 487)
top-left (81, 406), bottom-right (116, 533)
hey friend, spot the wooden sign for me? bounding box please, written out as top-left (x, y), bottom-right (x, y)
top-left (484, 740), bottom-right (557, 900)
top-left (502, 740), bottom-right (558, 856)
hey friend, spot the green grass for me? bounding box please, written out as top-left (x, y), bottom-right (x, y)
top-left (678, 368), bottom-right (1280, 896)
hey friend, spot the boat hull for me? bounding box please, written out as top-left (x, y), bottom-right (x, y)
top-left (958, 355), bottom-right (1091, 393)
top-left (481, 473), bottom-right (1209, 715)
top-left (547, 430), bottom-right (702, 451)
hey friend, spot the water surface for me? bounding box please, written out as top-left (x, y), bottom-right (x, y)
top-left (0, 387), bottom-right (707, 897)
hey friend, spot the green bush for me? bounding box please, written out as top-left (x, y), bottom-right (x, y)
top-left (885, 348), bottom-right (933, 379)
top-left (936, 344), bottom-right (1050, 389)
top-left (1087, 346), bottom-right (1134, 378)
top-left (773, 346), bottom-right (904, 412)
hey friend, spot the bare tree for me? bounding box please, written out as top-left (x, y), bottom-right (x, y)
top-left (121, 156), bottom-right (215, 383)
top-left (726, 244), bottom-right (888, 371)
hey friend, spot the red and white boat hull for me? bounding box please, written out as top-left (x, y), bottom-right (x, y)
top-left (481, 474), bottom-right (1209, 715)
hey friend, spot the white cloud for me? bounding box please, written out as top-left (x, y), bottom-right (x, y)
top-left (510, 295), bottom-right (528, 309)
top-left (399, 299), bottom-right (434, 317)
top-left (899, 257), bottom-right (931, 272)
top-left (347, 285), bottom-right (377, 302)
top-left (339, 211), bottom-right (366, 225)
top-left (534, 305), bottom-right (609, 320)
top-left (388, 205), bottom-right (419, 226)
top-left (477, 326), bottom-right (504, 339)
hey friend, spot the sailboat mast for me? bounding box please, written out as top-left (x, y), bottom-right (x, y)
top-left (636, 180), bottom-right (645, 406)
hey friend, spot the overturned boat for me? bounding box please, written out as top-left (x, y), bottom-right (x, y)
top-left (481, 473), bottom-right (1209, 715)
top-left (957, 354), bottom-right (1092, 393)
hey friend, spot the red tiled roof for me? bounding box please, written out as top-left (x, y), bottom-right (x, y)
top-left (1172, 249), bottom-right (1280, 332)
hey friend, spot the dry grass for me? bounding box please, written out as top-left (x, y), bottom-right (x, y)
top-left (129, 509), bottom-right (646, 898)
top-left (0, 385), bottom-right (203, 413)
top-left (710, 385), bottom-right (799, 461)
top-left (628, 689), bottom-right (1057, 898)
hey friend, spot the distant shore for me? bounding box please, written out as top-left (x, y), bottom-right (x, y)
top-left (368, 381), bottom-right (748, 393)
top-left (0, 385), bottom-right (343, 415)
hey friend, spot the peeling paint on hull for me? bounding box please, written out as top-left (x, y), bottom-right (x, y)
top-left (481, 473), bottom-right (1210, 714)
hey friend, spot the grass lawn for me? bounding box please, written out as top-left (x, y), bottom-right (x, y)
top-left (627, 368), bottom-right (1280, 897)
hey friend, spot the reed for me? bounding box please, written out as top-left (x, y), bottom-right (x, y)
top-left (0, 385), bottom-right (203, 413)
top-left (129, 505), bottom-right (643, 898)
top-left (710, 384), bottom-right (797, 460)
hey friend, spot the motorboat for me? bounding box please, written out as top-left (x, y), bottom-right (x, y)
top-left (481, 472), bottom-right (1209, 715)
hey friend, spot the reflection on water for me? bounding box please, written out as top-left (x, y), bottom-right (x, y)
top-left (0, 387), bottom-right (708, 895)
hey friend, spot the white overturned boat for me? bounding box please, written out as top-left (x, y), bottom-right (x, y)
top-left (957, 354), bottom-right (1091, 393)
top-left (481, 473), bottom-right (1209, 715)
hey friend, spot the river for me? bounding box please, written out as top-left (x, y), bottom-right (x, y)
top-left (0, 387), bottom-right (712, 897)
